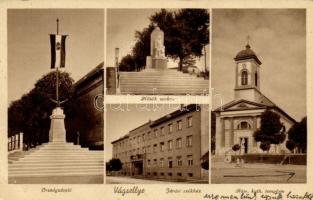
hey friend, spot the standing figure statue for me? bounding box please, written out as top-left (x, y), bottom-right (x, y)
top-left (154, 35), bottom-right (165, 58)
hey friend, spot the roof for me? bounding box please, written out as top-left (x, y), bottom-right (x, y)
top-left (234, 44), bottom-right (262, 65)
top-left (73, 62), bottom-right (104, 88)
top-left (111, 134), bottom-right (129, 144)
top-left (214, 98), bottom-right (296, 123)
top-left (150, 104), bottom-right (200, 128)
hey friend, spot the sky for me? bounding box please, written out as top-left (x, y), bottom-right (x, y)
top-left (212, 9), bottom-right (306, 121)
top-left (8, 9), bottom-right (104, 104)
top-left (106, 104), bottom-right (181, 160)
top-left (106, 9), bottom-right (209, 71)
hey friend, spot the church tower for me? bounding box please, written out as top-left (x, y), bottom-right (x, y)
top-left (234, 43), bottom-right (262, 102)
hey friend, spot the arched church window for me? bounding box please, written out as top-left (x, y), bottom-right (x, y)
top-left (238, 121), bottom-right (251, 129)
top-left (241, 70), bottom-right (248, 85)
top-left (255, 72), bottom-right (258, 86)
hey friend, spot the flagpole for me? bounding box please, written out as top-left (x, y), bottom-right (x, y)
top-left (56, 18), bottom-right (60, 107)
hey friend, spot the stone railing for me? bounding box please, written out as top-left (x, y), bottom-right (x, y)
top-left (8, 132), bottom-right (23, 153)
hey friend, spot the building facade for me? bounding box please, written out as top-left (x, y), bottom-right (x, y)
top-left (214, 44), bottom-right (295, 156)
top-left (66, 62), bottom-right (104, 149)
top-left (111, 104), bottom-right (209, 181)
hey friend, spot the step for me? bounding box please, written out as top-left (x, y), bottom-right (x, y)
top-left (9, 171), bottom-right (104, 177)
top-left (10, 160), bottom-right (103, 167)
top-left (120, 76), bottom-right (206, 80)
top-left (20, 156), bottom-right (103, 161)
top-left (11, 159), bottom-right (104, 165)
top-left (120, 80), bottom-right (209, 84)
top-left (9, 165), bottom-right (103, 171)
top-left (120, 88), bottom-right (209, 93)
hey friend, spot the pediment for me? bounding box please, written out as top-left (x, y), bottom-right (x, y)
top-left (217, 99), bottom-right (269, 112)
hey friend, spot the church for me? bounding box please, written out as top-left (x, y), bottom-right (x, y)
top-left (214, 43), bottom-right (296, 155)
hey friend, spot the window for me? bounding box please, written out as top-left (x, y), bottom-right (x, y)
top-left (238, 121), bottom-right (251, 129)
top-left (255, 72), bottom-right (258, 86)
top-left (142, 134), bottom-right (145, 141)
top-left (177, 157), bottom-right (183, 166)
top-left (186, 136), bottom-right (193, 147)
top-left (187, 116), bottom-right (192, 127)
top-left (160, 158), bottom-right (164, 167)
top-left (153, 159), bottom-right (157, 166)
top-left (153, 144), bottom-right (157, 153)
top-left (147, 131), bottom-right (151, 140)
top-left (168, 160), bottom-right (173, 168)
top-left (154, 129), bottom-right (158, 138)
top-left (177, 173), bottom-right (182, 177)
top-left (241, 70), bottom-right (248, 85)
top-left (177, 120), bottom-right (182, 131)
top-left (176, 138), bottom-right (182, 149)
top-left (153, 172), bottom-right (157, 176)
top-left (169, 124), bottom-right (173, 133)
top-left (188, 173), bottom-right (193, 177)
top-left (147, 160), bottom-right (151, 167)
top-left (160, 127), bottom-right (165, 135)
top-left (187, 155), bottom-right (193, 166)
top-left (168, 140), bottom-right (173, 150)
top-left (160, 172), bottom-right (164, 176)
top-left (160, 142), bottom-right (165, 152)
top-left (147, 145), bottom-right (151, 153)
top-left (168, 172), bottom-right (172, 176)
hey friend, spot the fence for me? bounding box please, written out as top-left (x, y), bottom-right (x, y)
top-left (8, 132), bottom-right (23, 152)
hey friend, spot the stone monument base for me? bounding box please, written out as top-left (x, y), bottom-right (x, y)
top-left (152, 58), bottom-right (167, 70)
top-left (49, 107), bottom-right (66, 143)
top-left (146, 56), bottom-right (152, 69)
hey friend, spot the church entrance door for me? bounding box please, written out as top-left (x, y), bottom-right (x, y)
top-left (240, 137), bottom-right (248, 154)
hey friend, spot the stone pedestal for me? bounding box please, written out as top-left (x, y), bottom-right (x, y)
top-left (146, 56), bottom-right (152, 69)
top-left (152, 58), bottom-right (167, 70)
top-left (49, 107), bottom-right (66, 143)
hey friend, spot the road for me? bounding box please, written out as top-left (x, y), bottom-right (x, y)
top-left (106, 176), bottom-right (194, 184)
top-left (211, 162), bottom-right (306, 183)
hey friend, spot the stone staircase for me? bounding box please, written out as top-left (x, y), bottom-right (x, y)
top-left (119, 69), bottom-right (209, 95)
top-left (8, 142), bottom-right (104, 182)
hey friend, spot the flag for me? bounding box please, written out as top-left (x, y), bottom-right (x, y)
top-left (50, 34), bottom-right (67, 69)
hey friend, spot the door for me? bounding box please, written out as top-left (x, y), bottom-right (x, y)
top-left (240, 137), bottom-right (248, 154)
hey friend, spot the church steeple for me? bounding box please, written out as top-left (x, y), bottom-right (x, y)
top-left (233, 42), bottom-right (262, 102)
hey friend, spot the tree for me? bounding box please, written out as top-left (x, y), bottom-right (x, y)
top-left (108, 158), bottom-right (123, 171)
top-left (130, 9), bottom-right (210, 71)
top-left (167, 9), bottom-right (210, 71)
top-left (260, 141), bottom-right (271, 152)
top-left (118, 54), bottom-right (136, 72)
top-left (8, 71), bottom-right (74, 148)
top-left (253, 109), bottom-right (286, 152)
top-left (286, 117), bottom-right (307, 153)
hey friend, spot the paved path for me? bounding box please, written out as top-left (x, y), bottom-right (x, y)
top-left (212, 162), bottom-right (306, 183)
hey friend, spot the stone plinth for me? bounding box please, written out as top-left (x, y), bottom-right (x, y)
top-left (146, 56), bottom-right (152, 69)
top-left (152, 58), bottom-right (167, 70)
top-left (49, 107), bottom-right (66, 143)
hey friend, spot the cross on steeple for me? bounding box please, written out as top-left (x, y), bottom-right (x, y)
top-left (56, 18), bottom-right (59, 35)
top-left (247, 35), bottom-right (250, 45)
top-left (246, 35), bottom-right (251, 49)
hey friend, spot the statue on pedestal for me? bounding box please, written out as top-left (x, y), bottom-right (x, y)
top-left (146, 26), bottom-right (167, 70)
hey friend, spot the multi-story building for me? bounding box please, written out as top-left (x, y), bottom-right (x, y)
top-left (111, 104), bottom-right (209, 181)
